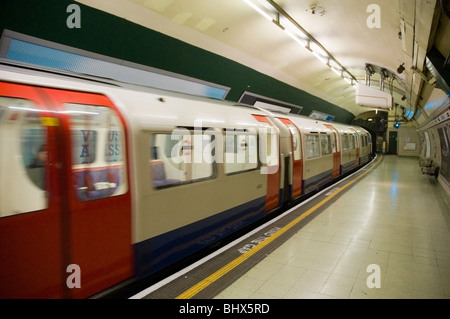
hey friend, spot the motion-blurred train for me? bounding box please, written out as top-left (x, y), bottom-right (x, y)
top-left (0, 62), bottom-right (373, 298)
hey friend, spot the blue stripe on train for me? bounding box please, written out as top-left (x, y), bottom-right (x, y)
top-left (341, 161), bottom-right (357, 174)
top-left (360, 154), bottom-right (370, 164)
top-left (303, 169), bottom-right (333, 194)
top-left (134, 197), bottom-right (266, 278)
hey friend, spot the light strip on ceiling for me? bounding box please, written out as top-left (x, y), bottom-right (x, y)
top-left (284, 29), bottom-right (307, 46)
top-left (244, 0), bottom-right (357, 86)
top-left (243, 0), bottom-right (273, 21)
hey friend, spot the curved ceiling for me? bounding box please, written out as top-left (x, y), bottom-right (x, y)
top-left (77, 0), bottom-right (448, 121)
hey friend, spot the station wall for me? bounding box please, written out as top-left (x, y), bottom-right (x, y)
top-left (397, 126), bottom-right (420, 157)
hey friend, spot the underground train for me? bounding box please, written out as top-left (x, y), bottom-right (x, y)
top-left (0, 62), bottom-right (372, 298)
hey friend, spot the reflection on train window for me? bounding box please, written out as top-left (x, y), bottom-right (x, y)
top-left (66, 103), bottom-right (128, 201)
top-left (150, 131), bottom-right (215, 188)
top-left (224, 131), bottom-right (258, 174)
top-left (306, 134), bottom-right (320, 159)
top-left (0, 97), bottom-right (48, 218)
top-left (320, 134), bottom-right (332, 156)
top-left (23, 129), bottom-right (47, 189)
top-left (72, 130), bottom-right (97, 164)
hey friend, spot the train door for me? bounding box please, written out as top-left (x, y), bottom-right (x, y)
top-left (252, 114), bottom-right (280, 212)
top-left (0, 82), bottom-right (65, 298)
top-left (350, 128), bottom-right (361, 165)
top-left (389, 131), bottom-right (398, 155)
top-left (324, 124), bottom-right (341, 177)
top-left (278, 118), bottom-right (303, 199)
top-left (42, 88), bottom-right (133, 298)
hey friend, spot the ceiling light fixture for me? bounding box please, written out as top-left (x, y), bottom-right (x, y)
top-left (284, 29), bottom-right (308, 46)
top-left (243, 0), bottom-right (274, 21)
top-left (244, 0), bottom-right (357, 86)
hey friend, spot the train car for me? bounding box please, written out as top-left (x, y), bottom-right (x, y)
top-left (265, 111), bottom-right (372, 202)
top-left (352, 125), bottom-right (372, 166)
top-left (284, 115), bottom-right (337, 195)
top-left (0, 62), bottom-right (372, 298)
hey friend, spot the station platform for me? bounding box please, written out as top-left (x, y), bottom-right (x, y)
top-left (131, 155), bottom-right (450, 299)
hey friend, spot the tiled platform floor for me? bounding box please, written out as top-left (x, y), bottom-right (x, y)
top-left (215, 155), bottom-right (450, 299)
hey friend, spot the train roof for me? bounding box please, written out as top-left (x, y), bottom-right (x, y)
top-left (0, 61), bottom-right (273, 131)
top-left (0, 61), bottom-right (370, 135)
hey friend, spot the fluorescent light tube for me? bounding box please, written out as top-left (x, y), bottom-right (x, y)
top-left (244, 0), bottom-right (273, 21)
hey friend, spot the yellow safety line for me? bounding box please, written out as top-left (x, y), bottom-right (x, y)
top-left (175, 155), bottom-right (383, 299)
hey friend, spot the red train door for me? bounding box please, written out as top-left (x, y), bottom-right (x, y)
top-left (278, 118), bottom-right (303, 199)
top-left (0, 82), bottom-right (65, 298)
top-left (0, 83), bottom-right (133, 298)
top-left (42, 88), bottom-right (133, 298)
top-left (252, 114), bottom-right (280, 212)
top-left (324, 124), bottom-right (341, 177)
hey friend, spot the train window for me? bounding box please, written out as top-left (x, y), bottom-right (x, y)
top-left (320, 134), bottom-right (332, 156)
top-left (287, 125), bottom-right (302, 160)
top-left (150, 130), bottom-right (215, 188)
top-left (71, 130), bottom-right (97, 164)
top-left (22, 128), bottom-right (47, 189)
top-left (259, 127), bottom-right (279, 171)
top-left (224, 130), bottom-right (258, 174)
top-left (66, 104), bottom-right (128, 201)
top-left (349, 135), bottom-right (355, 150)
top-left (330, 134), bottom-right (336, 153)
top-left (0, 97), bottom-right (48, 218)
top-left (342, 134), bottom-right (349, 151)
top-left (306, 134), bottom-right (320, 159)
